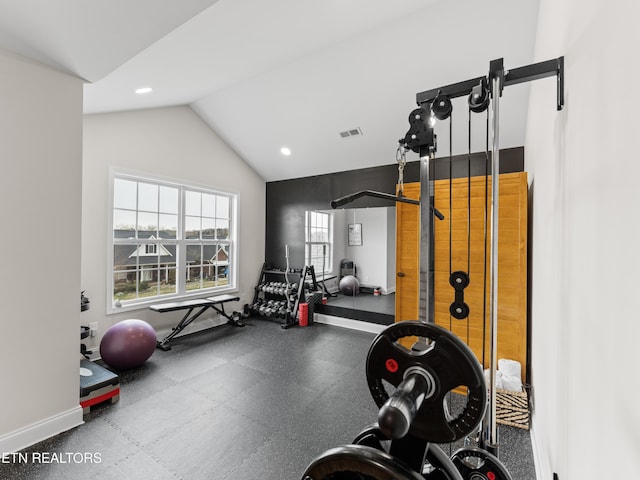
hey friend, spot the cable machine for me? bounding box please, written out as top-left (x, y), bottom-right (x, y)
top-left (403, 56), bottom-right (564, 456)
top-left (302, 57), bottom-right (564, 479)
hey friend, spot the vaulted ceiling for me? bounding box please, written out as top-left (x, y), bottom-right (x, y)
top-left (0, 0), bottom-right (540, 181)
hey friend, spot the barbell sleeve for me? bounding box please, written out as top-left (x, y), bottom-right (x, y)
top-left (377, 373), bottom-right (429, 440)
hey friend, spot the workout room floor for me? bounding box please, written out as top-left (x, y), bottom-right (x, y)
top-left (3, 319), bottom-right (536, 479)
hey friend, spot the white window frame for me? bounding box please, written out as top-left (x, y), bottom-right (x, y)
top-left (107, 170), bottom-right (238, 314)
top-left (304, 210), bottom-right (333, 278)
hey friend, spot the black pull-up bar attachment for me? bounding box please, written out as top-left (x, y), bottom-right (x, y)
top-left (331, 190), bottom-right (444, 220)
top-left (331, 190), bottom-right (418, 208)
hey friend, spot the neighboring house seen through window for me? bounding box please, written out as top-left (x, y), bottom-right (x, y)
top-left (110, 172), bottom-right (236, 311)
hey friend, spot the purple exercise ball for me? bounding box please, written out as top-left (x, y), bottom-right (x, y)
top-left (339, 275), bottom-right (360, 296)
top-left (100, 319), bottom-right (156, 370)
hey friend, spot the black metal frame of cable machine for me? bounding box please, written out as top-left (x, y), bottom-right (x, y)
top-left (332, 56), bottom-right (564, 457)
top-left (408, 56), bottom-right (564, 456)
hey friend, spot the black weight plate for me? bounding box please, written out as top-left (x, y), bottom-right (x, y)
top-left (352, 424), bottom-right (388, 452)
top-left (352, 425), bottom-right (463, 480)
top-left (302, 444), bottom-right (424, 480)
top-left (449, 271), bottom-right (470, 290)
top-left (449, 302), bottom-right (470, 320)
top-left (424, 444), bottom-right (464, 480)
top-left (450, 447), bottom-right (513, 480)
top-left (366, 321), bottom-right (486, 443)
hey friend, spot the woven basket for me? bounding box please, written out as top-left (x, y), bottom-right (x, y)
top-left (495, 388), bottom-right (529, 430)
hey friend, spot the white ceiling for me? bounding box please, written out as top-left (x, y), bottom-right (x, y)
top-left (0, 0), bottom-right (541, 182)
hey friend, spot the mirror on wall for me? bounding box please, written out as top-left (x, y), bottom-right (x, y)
top-left (306, 207), bottom-right (396, 322)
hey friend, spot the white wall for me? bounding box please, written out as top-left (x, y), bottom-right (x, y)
top-left (343, 207), bottom-right (394, 292)
top-left (0, 50), bottom-right (84, 452)
top-left (82, 106), bottom-right (265, 345)
top-left (526, 1), bottom-right (640, 478)
top-left (386, 207), bottom-right (396, 293)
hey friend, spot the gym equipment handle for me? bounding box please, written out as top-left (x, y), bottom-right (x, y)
top-left (331, 190), bottom-right (444, 220)
top-left (378, 373), bottom-right (428, 440)
top-left (331, 190), bottom-right (419, 209)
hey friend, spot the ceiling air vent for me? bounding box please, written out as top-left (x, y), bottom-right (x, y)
top-left (339, 127), bottom-right (363, 138)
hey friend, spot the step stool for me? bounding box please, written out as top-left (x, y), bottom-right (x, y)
top-left (80, 359), bottom-right (120, 414)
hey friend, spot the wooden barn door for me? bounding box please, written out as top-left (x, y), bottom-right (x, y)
top-left (394, 183), bottom-right (421, 322)
top-left (395, 172), bottom-right (528, 382)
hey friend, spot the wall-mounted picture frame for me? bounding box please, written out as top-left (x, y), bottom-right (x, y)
top-left (348, 223), bottom-right (362, 246)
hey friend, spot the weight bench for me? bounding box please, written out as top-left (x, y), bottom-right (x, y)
top-left (150, 294), bottom-right (243, 351)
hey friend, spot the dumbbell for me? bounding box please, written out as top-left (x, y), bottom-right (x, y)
top-left (251, 300), bottom-right (263, 311)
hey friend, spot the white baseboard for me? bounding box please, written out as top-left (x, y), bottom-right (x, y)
top-left (314, 313), bottom-right (386, 335)
top-left (0, 406), bottom-right (83, 454)
top-left (529, 417), bottom-right (543, 480)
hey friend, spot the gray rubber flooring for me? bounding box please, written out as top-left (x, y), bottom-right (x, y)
top-left (2, 319), bottom-right (535, 479)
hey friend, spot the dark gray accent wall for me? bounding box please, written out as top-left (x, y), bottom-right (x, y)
top-left (265, 147), bottom-right (524, 270)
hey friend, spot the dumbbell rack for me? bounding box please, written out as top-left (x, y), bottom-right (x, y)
top-left (248, 263), bottom-right (319, 328)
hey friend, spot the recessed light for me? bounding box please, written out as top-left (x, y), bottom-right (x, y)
top-left (135, 87), bottom-right (153, 95)
top-left (280, 147), bottom-right (291, 156)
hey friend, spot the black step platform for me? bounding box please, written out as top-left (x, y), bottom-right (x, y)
top-left (80, 359), bottom-right (120, 414)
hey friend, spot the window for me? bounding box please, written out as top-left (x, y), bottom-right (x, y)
top-left (305, 210), bottom-right (332, 276)
top-left (109, 172), bottom-right (236, 311)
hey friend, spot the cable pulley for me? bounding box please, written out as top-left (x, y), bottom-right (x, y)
top-left (449, 271), bottom-right (470, 320)
top-left (468, 79), bottom-right (490, 113)
top-left (449, 301), bottom-right (470, 321)
top-left (432, 91), bottom-right (453, 120)
top-left (403, 107), bottom-right (436, 154)
top-left (450, 271), bottom-right (470, 289)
